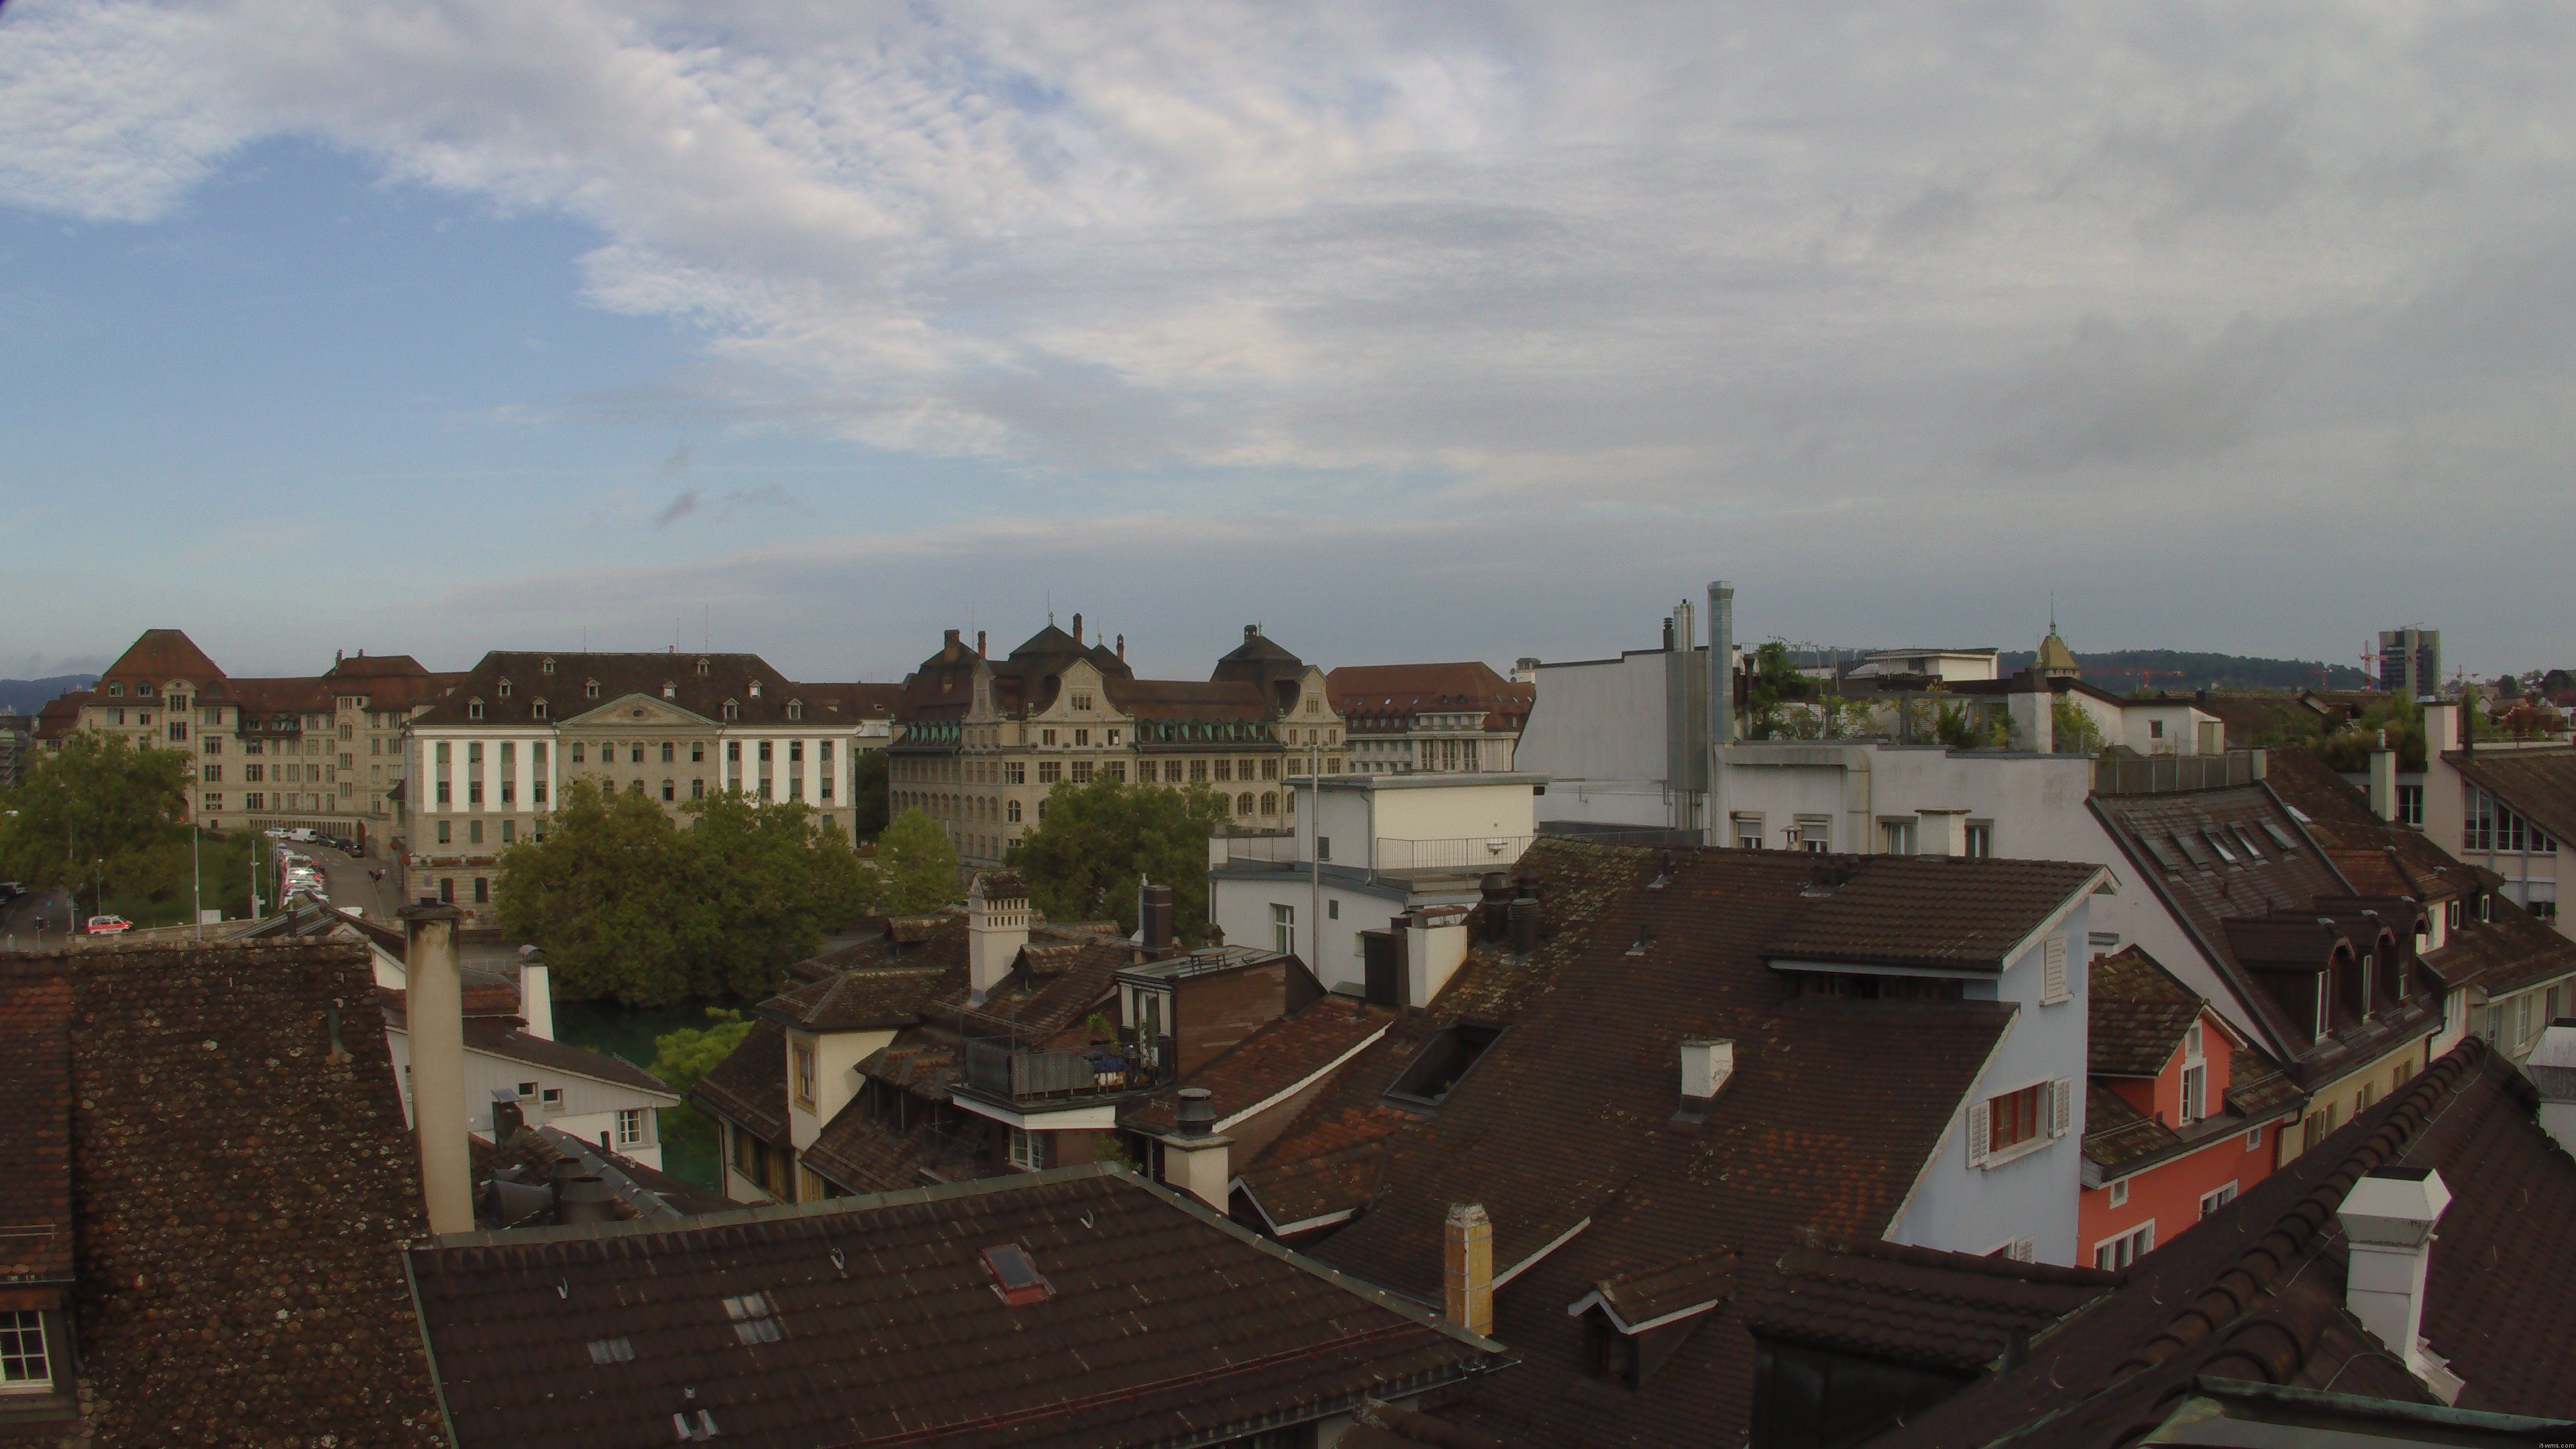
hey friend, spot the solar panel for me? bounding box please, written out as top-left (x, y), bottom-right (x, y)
top-left (2260, 820), bottom-right (2300, 852)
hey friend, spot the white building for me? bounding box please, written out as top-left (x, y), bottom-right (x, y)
top-left (1844, 648), bottom-right (2002, 683)
top-left (1209, 773), bottom-right (1543, 1002)
top-left (1513, 598), bottom-right (1732, 833)
top-left (2421, 700), bottom-right (2570, 932)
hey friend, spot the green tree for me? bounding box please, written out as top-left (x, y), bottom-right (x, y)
top-left (876, 807), bottom-right (961, 915)
top-left (851, 747), bottom-right (890, 839)
top-left (1743, 642), bottom-right (1819, 739)
top-left (2051, 697), bottom-right (2107, 754)
top-left (675, 789), bottom-right (877, 998)
top-left (0, 731), bottom-right (194, 915)
top-left (648, 1008), bottom-right (754, 1184)
top-left (496, 780), bottom-right (696, 1006)
top-left (1007, 777), bottom-right (1232, 942)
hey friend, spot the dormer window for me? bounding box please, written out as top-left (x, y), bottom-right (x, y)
top-left (468, 699), bottom-right (485, 720)
top-left (108, 683), bottom-right (124, 698)
top-left (696, 658), bottom-right (710, 676)
top-left (541, 657), bottom-right (556, 674)
top-left (788, 700), bottom-right (802, 721)
top-left (138, 683), bottom-right (154, 697)
top-left (497, 680), bottom-right (513, 699)
top-left (533, 700), bottom-right (548, 720)
top-left (586, 680), bottom-right (601, 699)
top-left (723, 700), bottom-right (739, 721)
top-left (749, 681), bottom-right (763, 698)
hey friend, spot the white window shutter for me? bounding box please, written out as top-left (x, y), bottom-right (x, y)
top-left (2049, 1077), bottom-right (2075, 1138)
top-left (1967, 1099), bottom-right (1991, 1167)
top-left (2043, 936), bottom-right (2069, 1004)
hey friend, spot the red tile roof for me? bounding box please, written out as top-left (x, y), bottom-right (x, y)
top-left (1743, 1234), bottom-right (2118, 1375)
top-left (1123, 997), bottom-right (1391, 1135)
top-left (0, 961), bottom-right (74, 1288)
top-left (406, 1166), bottom-right (1505, 1449)
top-left (97, 627), bottom-right (225, 685)
top-left (1326, 661), bottom-right (1534, 734)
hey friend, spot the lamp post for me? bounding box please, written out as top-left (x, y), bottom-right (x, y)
top-left (191, 824), bottom-right (202, 941)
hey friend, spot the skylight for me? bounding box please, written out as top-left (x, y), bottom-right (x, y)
top-left (2142, 836), bottom-right (2186, 872)
top-left (2231, 824), bottom-right (2265, 858)
top-left (2170, 832), bottom-right (2210, 868)
top-left (2202, 829), bottom-right (2239, 863)
top-left (2259, 820), bottom-right (2301, 852)
top-left (586, 1337), bottom-right (635, 1364)
top-left (982, 1244), bottom-right (1054, 1306)
top-left (722, 1291), bottom-right (782, 1344)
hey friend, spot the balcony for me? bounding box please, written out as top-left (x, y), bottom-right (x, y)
top-left (959, 1040), bottom-right (1167, 1104)
top-left (1371, 835), bottom-right (1535, 873)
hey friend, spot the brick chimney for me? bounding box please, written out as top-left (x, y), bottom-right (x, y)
top-left (976, 630), bottom-right (987, 657)
top-left (401, 901), bottom-right (475, 1234)
top-left (1444, 1202), bottom-right (1495, 1336)
top-left (2339, 1167), bottom-right (2463, 1402)
top-left (1071, 612), bottom-right (1083, 643)
top-left (967, 871), bottom-right (1030, 1006)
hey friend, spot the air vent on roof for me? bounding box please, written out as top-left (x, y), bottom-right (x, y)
top-left (2171, 832), bottom-right (2210, 868)
top-left (588, 1337), bottom-right (635, 1364)
top-left (672, 1408), bottom-right (720, 1441)
top-left (2260, 820), bottom-right (2300, 853)
top-left (722, 1291), bottom-right (781, 1344)
top-left (982, 1244), bottom-right (1054, 1306)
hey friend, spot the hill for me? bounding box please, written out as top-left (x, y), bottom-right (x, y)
top-left (0, 674), bottom-right (99, 714)
top-left (1996, 649), bottom-right (2373, 694)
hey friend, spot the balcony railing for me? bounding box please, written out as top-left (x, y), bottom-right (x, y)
top-left (961, 1040), bottom-right (1165, 1103)
top-left (1219, 835), bottom-right (1301, 866)
top-left (1371, 835), bottom-right (1535, 872)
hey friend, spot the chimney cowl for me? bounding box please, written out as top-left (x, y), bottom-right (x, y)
top-left (1071, 612), bottom-right (1082, 643)
top-left (556, 1175), bottom-right (617, 1225)
top-left (1175, 1087), bottom-right (1216, 1136)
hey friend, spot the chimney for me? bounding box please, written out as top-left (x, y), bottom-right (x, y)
top-left (401, 902), bottom-right (476, 1235)
top-left (1116, 633), bottom-right (1126, 661)
top-left (1507, 897), bottom-right (1539, 957)
top-left (1679, 1037), bottom-right (1735, 1109)
top-left (945, 628), bottom-right (961, 654)
top-left (2426, 700), bottom-right (2461, 758)
top-left (1071, 612), bottom-right (1082, 643)
top-left (1444, 1203), bottom-right (1495, 1336)
top-left (1403, 904), bottom-right (1472, 1008)
top-left (2528, 1020), bottom-right (2576, 1158)
top-left (489, 1086), bottom-right (525, 1138)
top-left (1917, 808), bottom-right (1968, 857)
top-left (2369, 743), bottom-right (2399, 823)
top-left (1514, 657), bottom-right (1540, 685)
top-left (519, 947), bottom-right (553, 1040)
top-left (1139, 881), bottom-right (1175, 953)
top-left (2339, 1167), bottom-right (2462, 1401)
top-left (967, 871), bottom-right (1030, 1006)
top-left (1159, 1088), bottom-right (1232, 1209)
top-left (976, 629), bottom-right (987, 657)
top-left (2009, 673), bottom-right (2055, 753)
top-left (1707, 580), bottom-right (1734, 847)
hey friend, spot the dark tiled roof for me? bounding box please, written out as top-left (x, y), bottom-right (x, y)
top-left (788, 680), bottom-right (901, 719)
top-left (1743, 1235), bottom-right (2117, 1376)
top-left (1577, 1248), bottom-right (1737, 1331)
top-left (2220, 1057), bottom-right (2302, 1121)
top-left (755, 963), bottom-right (951, 1032)
top-left (6, 942), bottom-right (445, 1448)
top-left (1760, 855), bottom-right (2106, 971)
top-left (1326, 662), bottom-right (1534, 735)
top-left (2081, 1082), bottom-right (2180, 1175)
top-left (2087, 946), bottom-right (2204, 1077)
top-left (1123, 998), bottom-right (1392, 1135)
top-left (461, 1018), bottom-right (674, 1095)
top-left (1285, 838), bottom-right (2088, 1449)
top-left (0, 961), bottom-right (74, 1286)
top-left (800, 1106), bottom-right (961, 1193)
top-left (415, 651), bottom-right (818, 729)
top-left (1880, 1036), bottom-right (2576, 1446)
top-left (407, 1167), bottom-right (1505, 1449)
top-left (2194, 690), bottom-right (2332, 746)
top-left (2264, 747), bottom-right (2474, 899)
top-left (99, 627), bottom-right (225, 684)
top-left (34, 689), bottom-right (91, 739)
top-left (693, 1018), bottom-right (791, 1144)
top-left (1106, 676), bottom-right (1281, 724)
top-left (2448, 746), bottom-right (2576, 851)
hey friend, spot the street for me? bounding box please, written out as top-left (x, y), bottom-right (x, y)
top-left (0, 884), bottom-right (77, 951)
top-left (270, 834), bottom-right (405, 923)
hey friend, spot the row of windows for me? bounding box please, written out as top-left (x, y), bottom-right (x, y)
top-left (2465, 786), bottom-right (2559, 854)
top-left (435, 738), bottom-right (839, 767)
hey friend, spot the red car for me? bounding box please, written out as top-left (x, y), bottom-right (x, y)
top-left (85, 914), bottom-right (131, 935)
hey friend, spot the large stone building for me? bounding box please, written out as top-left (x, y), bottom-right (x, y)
top-left (54, 629), bottom-right (460, 841)
top-left (399, 650), bottom-right (897, 920)
top-left (889, 619), bottom-right (1348, 867)
top-left (1325, 661), bottom-right (1532, 775)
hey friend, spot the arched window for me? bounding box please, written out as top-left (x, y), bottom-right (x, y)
top-left (533, 700), bottom-right (548, 720)
top-left (723, 701), bottom-right (739, 721)
top-left (541, 657), bottom-right (556, 674)
top-left (663, 682), bottom-right (676, 700)
top-left (108, 683), bottom-right (124, 698)
top-left (497, 680), bottom-right (513, 699)
top-left (586, 680), bottom-right (601, 699)
top-left (1236, 792), bottom-right (1254, 814)
top-left (750, 681), bottom-right (763, 698)
top-left (696, 658), bottom-right (710, 675)
top-left (788, 700), bottom-right (802, 721)
top-left (1008, 800), bottom-right (1022, 823)
top-left (1261, 792), bottom-right (1278, 815)
top-left (468, 699), bottom-right (484, 720)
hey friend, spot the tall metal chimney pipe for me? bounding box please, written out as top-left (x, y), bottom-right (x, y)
top-left (1707, 580), bottom-right (1735, 846)
top-left (400, 902), bottom-right (476, 1234)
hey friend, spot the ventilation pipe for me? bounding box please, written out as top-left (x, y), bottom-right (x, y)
top-left (1707, 580), bottom-right (1733, 846)
top-left (1138, 881), bottom-right (1175, 953)
top-left (519, 946), bottom-right (554, 1040)
top-left (2369, 741), bottom-right (2399, 823)
top-left (967, 871), bottom-right (1030, 1005)
top-left (1158, 1088), bottom-right (1232, 1209)
top-left (401, 901), bottom-right (475, 1235)
top-left (557, 1175), bottom-right (618, 1226)
top-left (1444, 1203), bottom-right (1495, 1336)
top-left (2339, 1167), bottom-right (2463, 1402)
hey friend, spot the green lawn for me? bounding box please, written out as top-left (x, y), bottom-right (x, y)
top-left (88, 828), bottom-right (262, 928)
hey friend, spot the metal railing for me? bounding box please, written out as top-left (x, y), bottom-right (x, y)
top-left (1219, 835), bottom-right (1301, 865)
top-left (1371, 835), bottom-right (1535, 871)
top-left (2093, 749), bottom-right (2263, 797)
top-left (960, 1040), bottom-right (1163, 1102)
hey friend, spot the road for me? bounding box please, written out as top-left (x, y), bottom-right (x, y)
top-left (1, 885), bottom-right (77, 951)
top-left (273, 835), bottom-right (404, 922)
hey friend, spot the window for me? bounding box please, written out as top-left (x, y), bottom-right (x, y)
top-left (1328, 899), bottom-right (1340, 920)
top-left (616, 1109), bottom-right (649, 1148)
top-left (540, 1085), bottom-right (562, 1110)
top-left (1794, 816), bottom-right (1830, 853)
top-left (533, 700), bottom-right (549, 720)
top-left (1260, 791), bottom-right (1278, 815)
top-left (1733, 813), bottom-right (1764, 850)
top-left (468, 700), bottom-right (484, 720)
top-left (1272, 902), bottom-right (1295, 955)
top-left (474, 877), bottom-right (491, 904)
top-left (201, 792), bottom-right (222, 812)
top-left (1071, 760), bottom-right (1093, 784)
top-left (1212, 758), bottom-right (1232, 782)
top-left (1007, 800), bottom-right (1022, 823)
top-left (202, 763), bottom-right (223, 783)
top-left (661, 778), bottom-right (675, 802)
top-left (1965, 820), bottom-right (1994, 857)
top-left (723, 1291), bottom-right (782, 1344)
top-left (2107, 1178), bottom-right (2129, 1208)
top-left (2041, 935), bottom-right (2070, 1005)
top-left (1237, 792), bottom-right (1254, 814)
top-left (1008, 1126), bottom-right (1042, 1171)
top-left (723, 701), bottom-right (738, 721)
top-left (758, 741), bottom-right (772, 763)
top-left (1968, 1077), bottom-right (2070, 1167)
top-left (2150, 719), bottom-right (2165, 740)
top-left (1, 1309), bottom-right (52, 1392)
top-left (2182, 1063), bottom-right (2206, 1123)
top-left (586, 680), bottom-right (601, 699)
top-left (501, 820), bottom-right (516, 845)
top-left (2094, 1222), bottom-right (2153, 1271)
top-left (439, 877), bottom-right (455, 904)
top-left (2200, 1181), bottom-right (2239, 1218)
top-left (1385, 1022), bottom-right (1505, 1106)
top-left (1038, 761), bottom-right (1061, 784)
top-left (1880, 818), bottom-right (1916, 854)
top-left (469, 819), bottom-right (484, 845)
top-left (2246, 1124), bottom-right (2265, 1151)
top-left (1988, 1083), bottom-right (2043, 1155)
top-left (436, 820), bottom-right (451, 845)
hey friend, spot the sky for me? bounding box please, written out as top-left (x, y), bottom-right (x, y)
top-left (3, 1), bottom-right (2571, 686)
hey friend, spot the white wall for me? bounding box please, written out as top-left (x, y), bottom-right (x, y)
top-left (786, 1026), bottom-right (899, 1152)
top-left (1517, 650), bottom-right (1685, 828)
top-left (1887, 896), bottom-right (2093, 1265)
top-left (1210, 874), bottom-right (1414, 991)
top-left (386, 1026), bottom-right (677, 1168)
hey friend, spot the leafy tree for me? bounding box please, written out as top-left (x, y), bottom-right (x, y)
top-left (1934, 700), bottom-right (2008, 750)
top-left (2051, 697), bottom-right (2107, 754)
top-left (876, 807), bottom-right (961, 916)
top-left (1007, 777), bottom-right (1232, 942)
top-left (851, 747), bottom-right (890, 839)
top-left (2497, 699), bottom-right (2566, 741)
top-left (1743, 641), bottom-right (1819, 740)
top-left (496, 780), bottom-right (881, 1008)
top-left (649, 1008), bottom-right (754, 1182)
top-left (0, 731), bottom-right (194, 914)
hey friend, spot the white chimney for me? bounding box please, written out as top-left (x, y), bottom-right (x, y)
top-left (2368, 745), bottom-right (2398, 823)
top-left (967, 871), bottom-right (1030, 1006)
top-left (2528, 1020), bottom-right (2576, 1158)
top-left (401, 902), bottom-right (476, 1235)
top-left (1404, 905), bottom-right (1472, 1008)
top-left (519, 947), bottom-right (553, 1041)
top-left (1680, 1037), bottom-right (1735, 1106)
top-left (2339, 1167), bottom-right (2463, 1403)
top-left (1158, 1087), bottom-right (1232, 1210)
top-left (2425, 701), bottom-right (2461, 757)
top-left (1917, 808), bottom-right (1969, 857)
top-left (1444, 1202), bottom-right (1495, 1338)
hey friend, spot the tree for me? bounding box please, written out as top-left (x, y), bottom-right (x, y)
top-left (1742, 642), bottom-right (1818, 740)
top-left (649, 1008), bottom-right (754, 1185)
top-left (851, 748), bottom-right (890, 839)
top-left (0, 731), bottom-right (194, 914)
top-left (876, 807), bottom-right (961, 916)
top-left (2051, 697), bottom-right (2107, 755)
top-left (1007, 777), bottom-right (1232, 942)
top-left (674, 789), bottom-right (879, 997)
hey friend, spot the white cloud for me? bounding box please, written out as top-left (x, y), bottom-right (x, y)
top-left (9, 1), bottom-right (2576, 667)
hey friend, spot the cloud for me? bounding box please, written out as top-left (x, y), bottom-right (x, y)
top-left (652, 488), bottom-right (700, 527)
top-left (659, 443), bottom-right (692, 474)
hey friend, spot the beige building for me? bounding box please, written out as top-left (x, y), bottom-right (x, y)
top-left (890, 619), bottom-right (1349, 867)
top-left (400, 651), bottom-right (898, 922)
top-left (1325, 661), bottom-right (1533, 776)
top-left (60, 629), bottom-right (458, 843)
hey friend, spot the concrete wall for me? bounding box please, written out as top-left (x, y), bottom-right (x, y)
top-left (1517, 649), bottom-right (1684, 828)
top-left (1366, 780), bottom-right (1538, 852)
top-left (387, 1026), bottom-right (674, 1168)
top-left (1887, 897), bottom-right (2092, 1265)
top-left (1210, 873), bottom-right (1416, 991)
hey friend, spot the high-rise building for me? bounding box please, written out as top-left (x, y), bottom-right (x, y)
top-left (2379, 627), bottom-right (2441, 699)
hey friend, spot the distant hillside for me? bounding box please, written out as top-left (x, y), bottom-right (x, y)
top-left (0, 674), bottom-right (98, 715)
top-left (1996, 650), bottom-right (2371, 694)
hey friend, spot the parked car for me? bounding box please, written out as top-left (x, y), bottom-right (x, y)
top-left (85, 915), bottom-right (131, 935)
top-left (0, 881), bottom-right (23, 905)
top-left (286, 828), bottom-right (320, 843)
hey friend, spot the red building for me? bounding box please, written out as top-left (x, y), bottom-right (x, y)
top-left (2080, 947), bottom-right (2304, 1269)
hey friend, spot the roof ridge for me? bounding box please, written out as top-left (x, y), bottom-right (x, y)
top-left (2098, 1033), bottom-right (2489, 1389)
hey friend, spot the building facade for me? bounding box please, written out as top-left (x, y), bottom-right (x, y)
top-left (2379, 626), bottom-right (2441, 699)
top-left (888, 619), bottom-right (1347, 867)
top-left (1325, 661), bottom-right (1532, 776)
top-left (399, 651), bottom-right (897, 923)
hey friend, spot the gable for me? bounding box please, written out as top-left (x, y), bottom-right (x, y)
top-left (559, 693), bottom-right (718, 729)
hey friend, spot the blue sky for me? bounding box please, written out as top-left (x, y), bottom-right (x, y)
top-left (5, 3), bottom-right (2573, 685)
